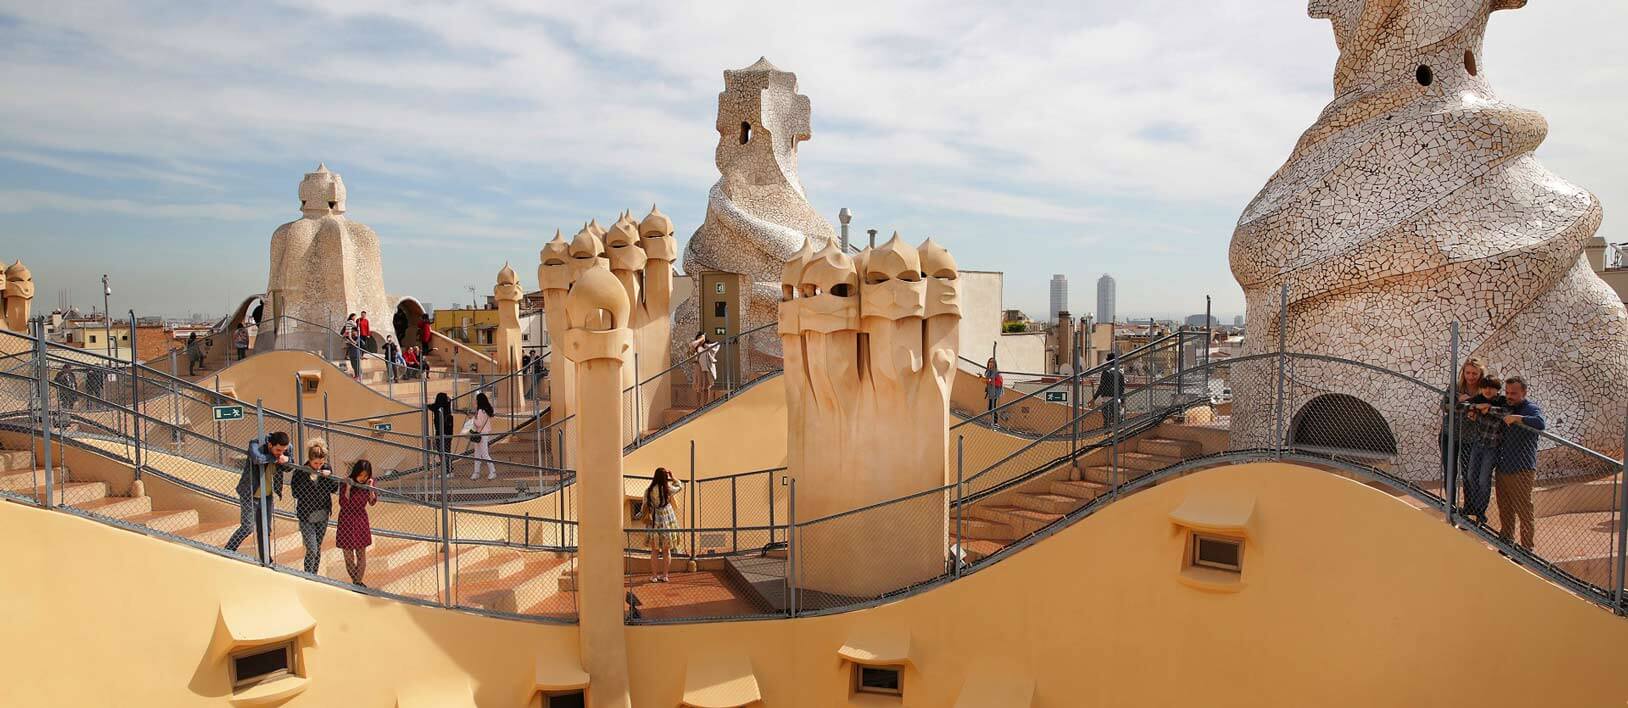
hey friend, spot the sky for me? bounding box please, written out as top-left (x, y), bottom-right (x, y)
top-left (1, 1), bottom-right (1624, 323)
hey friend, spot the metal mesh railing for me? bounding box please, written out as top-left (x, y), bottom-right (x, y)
top-left (0, 324), bottom-right (579, 624)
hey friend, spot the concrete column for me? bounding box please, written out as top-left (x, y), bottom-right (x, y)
top-left (561, 262), bottom-right (633, 708)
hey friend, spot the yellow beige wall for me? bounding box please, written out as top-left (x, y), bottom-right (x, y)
top-left (4, 461), bottom-right (1626, 706)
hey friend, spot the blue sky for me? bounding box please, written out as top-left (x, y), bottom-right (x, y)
top-left (1, 1), bottom-right (1624, 322)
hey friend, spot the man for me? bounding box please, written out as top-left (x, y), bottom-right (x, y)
top-left (1091, 351), bottom-right (1126, 428)
top-left (418, 317), bottom-right (435, 355)
top-left (224, 431), bottom-right (292, 562)
top-left (186, 331), bottom-right (203, 376)
top-left (232, 325), bottom-right (249, 362)
top-left (1494, 376), bottom-right (1545, 551)
top-left (357, 311), bottom-right (373, 353)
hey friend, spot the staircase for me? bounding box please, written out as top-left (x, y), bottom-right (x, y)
top-left (956, 428), bottom-right (1213, 562)
top-left (0, 438), bottom-right (576, 616)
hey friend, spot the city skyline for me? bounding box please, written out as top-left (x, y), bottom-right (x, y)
top-left (1, 3), bottom-right (1623, 323)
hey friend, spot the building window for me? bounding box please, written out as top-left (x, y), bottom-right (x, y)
top-left (230, 641), bottom-right (296, 689)
top-left (1190, 534), bottom-right (1243, 573)
top-left (542, 690), bottom-right (585, 708)
top-left (853, 665), bottom-right (903, 697)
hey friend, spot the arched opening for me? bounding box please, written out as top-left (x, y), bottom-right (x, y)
top-left (1289, 393), bottom-right (1397, 458)
top-left (1463, 50), bottom-right (1477, 76)
top-left (739, 121), bottom-right (752, 145)
top-left (393, 297), bottom-right (428, 348)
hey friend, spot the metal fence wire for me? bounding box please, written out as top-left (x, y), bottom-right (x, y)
top-left (3, 313), bottom-right (1625, 622)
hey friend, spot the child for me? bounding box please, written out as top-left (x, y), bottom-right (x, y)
top-left (1461, 376), bottom-right (1507, 524)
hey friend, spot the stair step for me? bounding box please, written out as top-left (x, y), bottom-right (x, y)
top-left (0, 469), bottom-right (44, 492)
top-left (1114, 452), bottom-right (1180, 471)
top-left (1049, 480), bottom-right (1107, 500)
top-left (74, 495), bottom-right (153, 519)
top-left (374, 554), bottom-right (449, 597)
top-left (36, 481), bottom-right (108, 506)
top-left (1137, 437), bottom-right (1202, 459)
top-left (456, 556), bottom-right (573, 613)
top-left (955, 518), bottom-right (1017, 541)
top-left (0, 450), bottom-right (34, 473)
top-left (456, 550), bottom-right (529, 583)
top-left (126, 508), bottom-right (202, 534)
top-left (1013, 492), bottom-right (1083, 515)
top-left (971, 504), bottom-right (1062, 536)
top-left (1534, 478), bottom-right (1620, 517)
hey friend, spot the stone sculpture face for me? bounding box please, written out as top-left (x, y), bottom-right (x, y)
top-left (298, 164), bottom-right (346, 216)
top-left (568, 228), bottom-right (606, 280)
top-left (566, 265), bottom-right (630, 338)
top-left (494, 263), bottom-right (524, 303)
top-left (636, 207), bottom-right (677, 263)
top-left (3, 261), bottom-right (30, 300)
top-left (603, 218), bottom-right (646, 273)
top-left (859, 233), bottom-right (925, 322)
top-left (538, 231), bottom-right (573, 292)
top-left (918, 239), bottom-right (961, 319)
top-left (797, 244), bottom-right (859, 334)
top-left (778, 240), bottom-right (814, 335)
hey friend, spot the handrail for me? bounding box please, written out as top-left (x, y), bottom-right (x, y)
top-left (18, 368), bottom-right (576, 541)
top-left (629, 322), bottom-right (775, 392)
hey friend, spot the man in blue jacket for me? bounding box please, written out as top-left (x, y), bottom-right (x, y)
top-left (1493, 377), bottom-right (1545, 550)
top-left (224, 431), bottom-right (292, 562)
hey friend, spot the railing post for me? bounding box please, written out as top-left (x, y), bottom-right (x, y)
top-left (420, 364), bottom-right (431, 497)
top-left (633, 352), bottom-right (644, 445)
top-left (785, 476), bottom-right (797, 617)
top-left (214, 376), bottom-right (224, 466)
top-left (1615, 408), bottom-right (1627, 612)
top-left (1111, 368), bottom-right (1122, 496)
top-left (131, 346), bottom-right (143, 481)
top-left (33, 318), bottom-right (54, 507)
top-left (254, 398), bottom-right (269, 567)
top-left (533, 387), bottom-right (543, 494)
top-left (1274, 283), bottom-right (1289, 456)
top-left (1445, 322), bottom-right (1460, 525)
top-left (768, 465), bottom-right (777, 546)
top-left (955, 435), bottom-right (964, 579)
top-left (441, 431), bottom-right (453, 608)
top-left (688, 439), bottom-right (698, 563)
top-left (171, 377), bottom-right (182, 452)
top-left (293, 375), bottom-right (305, 464)
top-left (730, 475), bottom-right (738, 554)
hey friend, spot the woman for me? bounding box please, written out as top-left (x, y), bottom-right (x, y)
top-left (336, 459), bottom-right (378, 587)
top-left (983, 357), bottom-right (1003, 413)
top-left (428, 392), bottom-right (454, 468)
top-left (290, 439), bottom-right (340, 575)
top-left (402, 346), bottom-right (420, 380)
top-left (639, 467), bottom-right (685, 582)
top-left (1441, 357), bottom-right (1486, 504)
top-left (467, 392), bottom-right (497, 481)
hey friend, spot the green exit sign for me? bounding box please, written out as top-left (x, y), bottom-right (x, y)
top-left (1044, 391), bottom-right (1068, 403)
top-left (372, 422), bottom-right (394, 432)
top-left (212, 405), bottom-right (244, 421)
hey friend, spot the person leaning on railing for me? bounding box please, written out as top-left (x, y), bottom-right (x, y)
top-left (1460, 375), bottom-right (1507, 524)
top-left (291, 440), bottom-right (340, 575)
top-left (224, 431), bottom-right (292, 561)
top-left (1493, 376), bottom-right (1545, 551)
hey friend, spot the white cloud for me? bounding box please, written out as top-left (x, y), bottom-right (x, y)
top-left (0, 0), bottom-right (1624, 319)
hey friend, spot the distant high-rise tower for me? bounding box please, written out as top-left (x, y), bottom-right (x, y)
top-left (1048, 274), bottom-right (1068, 324)
top-left (1096, 274), bottom-right (1116, 324)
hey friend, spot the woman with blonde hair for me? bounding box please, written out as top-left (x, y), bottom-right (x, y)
top-left (290, 439), bottom-right (340, 574)
top-left (1441, 357), bottom-right (1487, 504)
